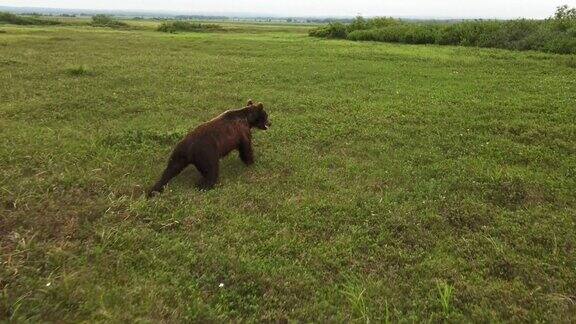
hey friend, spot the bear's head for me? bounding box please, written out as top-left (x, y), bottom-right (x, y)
top-left (247, 100), bottom-right (271, 130)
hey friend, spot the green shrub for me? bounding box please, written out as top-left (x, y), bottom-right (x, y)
top-left (348, 25), bottom-right (439, 44)
top-left (91, 14), bottom-right (128, 28)
top-left (309, 22), bottom-right (347, 39)
top-left (310, 6), bottom-right (576, 54)
top-left (0, 12), bottom-right (60, 25)
top-left (347, 29), bottom-right (381, 42)
top-left (403, 24), bottom-right (440, 44)
top-left (369, 17), bottom-right (400, 29)
top-left (550, 4), bottom-right (576, 32)
top-left (346, 16), bottom-right (400, 34)
top-left (436, 24), bottom-right (462, 45)
top-left (308, 25), bottom-right (328, 38)
top-left (459, 21), bottom-right (500, 46)
top-left (157, 21), bottom-right (222, 33)
top-left (541, 34), bottom-right (576, 54)
top-left (347, 16), bottom-right (370, 33)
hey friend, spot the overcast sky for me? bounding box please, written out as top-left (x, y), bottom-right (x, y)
top-left (3, 0), bottom-right (576, 18)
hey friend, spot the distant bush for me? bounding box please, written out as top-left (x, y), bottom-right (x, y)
top-left (550, 4), bottom-right (576, 32)
top-left (91, 14), bottom-right (128, 28)
top-left (0, 12), bottom-right (61, 25)
top-left (157, 21), bottom-right (222, 33)
top-left (309, 22), bottom-right (347, 39)
top-left (368, 17), bottom-right (401, 29)
top-left (349, 24), bottom-right (440, 44)
top-left (346, 16), bottom-right (370, 33)
top-left (310, 6), bottom-right (576, 54)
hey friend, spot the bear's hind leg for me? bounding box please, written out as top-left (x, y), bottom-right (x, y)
top-left (148, 157), bottom-right (189, 197)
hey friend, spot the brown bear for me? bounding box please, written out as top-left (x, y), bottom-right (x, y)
top-left (147, 100), bottom-right (271, 197)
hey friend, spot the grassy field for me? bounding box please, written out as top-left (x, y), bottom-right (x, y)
top-left (1, 21), bottom-right (576, 322)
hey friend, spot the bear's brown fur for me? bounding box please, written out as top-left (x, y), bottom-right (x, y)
top-left (148, 100), bottom-right (271, 197)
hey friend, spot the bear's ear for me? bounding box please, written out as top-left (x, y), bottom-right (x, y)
top-left (247, 99), bottom-right (254, 106)
top-left (255, 102), bottom-right (264, 110)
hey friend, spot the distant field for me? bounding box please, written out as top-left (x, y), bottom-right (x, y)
top-left (1, 21), bottom-right (575, 322)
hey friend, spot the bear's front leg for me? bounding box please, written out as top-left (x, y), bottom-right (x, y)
top-left (239, 137), bottom-right (254, 165)
top-left (195, 157), bottom-right (219, 190)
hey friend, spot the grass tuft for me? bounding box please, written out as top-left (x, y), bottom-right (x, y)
top-left (342, 277), bottom-right (371, 323)
top-left (559, 55), bottom-right (576, 68)
top-left (437, 281), bottom-right (455, 316)
top-left (65, 65), bottom-right (91, 76)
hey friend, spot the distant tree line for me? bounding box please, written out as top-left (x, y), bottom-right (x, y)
top-left (309, 5), bottom-right (576, 54)
top-left (0, 11), bottom-right (61, 25)
top-left (157, 21), bottom-right (223, 33)
top-left (174, 15), bottom-right (229, 20)
top-left (90, 14), bottom-right (128, 28)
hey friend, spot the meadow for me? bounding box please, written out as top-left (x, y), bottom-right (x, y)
top-left (1, 19), bottom-right (575, 322)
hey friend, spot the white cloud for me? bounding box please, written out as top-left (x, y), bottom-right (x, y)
top-left (3, 0), bottom-right (576, 18)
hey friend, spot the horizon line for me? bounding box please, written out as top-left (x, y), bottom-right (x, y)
top-left (0, 5), bottom-right (546, 20)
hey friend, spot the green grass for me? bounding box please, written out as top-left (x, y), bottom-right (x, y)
top-left (1, 22), bottom-right (575, 322)
top-left (437, 281), bottom-right (455, 316)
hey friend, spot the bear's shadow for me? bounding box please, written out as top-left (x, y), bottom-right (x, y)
top-left (170, 155), bottom-right (248, 190)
